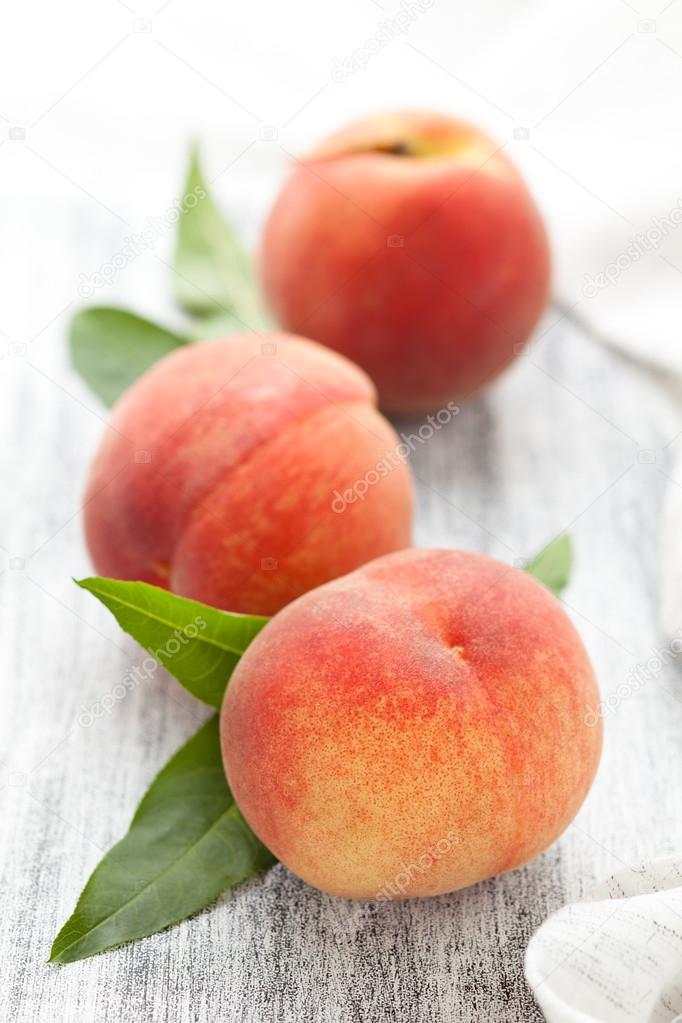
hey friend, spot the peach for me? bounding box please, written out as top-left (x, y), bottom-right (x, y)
top-left (261, 111), bottom-right (551, 414)
top-left (221, 548), bottom-right (601, 899)
top-left (83, 333), bottom-right (413, 616)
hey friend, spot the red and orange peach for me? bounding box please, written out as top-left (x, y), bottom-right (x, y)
top-left (261, 111), bottom-right (551, 414)
top-left (221, 548), bottom-right (601, 899)
top-left (83, 333), bottom-right (413, 615)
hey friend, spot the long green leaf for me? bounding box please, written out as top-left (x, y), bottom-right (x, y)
top-left (77, 578), bottom-right (268, 708)
top-left (524, 535), bottom-right (572, 597)
top-left (173, 146), bottom-right (270, 329)
top-left (70, 307), bottom-right (189, 406)
top-left (50, 716), bottom-right (275, 963)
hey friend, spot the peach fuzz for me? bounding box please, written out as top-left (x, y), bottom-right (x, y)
top-left (221, 548), bottom-right (601, 899)
top-left (83, 333), bottom-right (413, 616)
top-left (261, 111), bottom-right (551, 414)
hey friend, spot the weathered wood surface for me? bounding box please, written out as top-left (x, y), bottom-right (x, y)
top-left (2, 195), bottom-right (682, 1022)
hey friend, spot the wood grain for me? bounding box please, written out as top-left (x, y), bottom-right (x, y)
top-left (2, 199), bottom-right (682, 1022)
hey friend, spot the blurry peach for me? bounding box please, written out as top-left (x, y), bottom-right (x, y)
top-left (83, 333), bottom-right (413, 615)
top-left (261, 111), bottom-right (550, 413)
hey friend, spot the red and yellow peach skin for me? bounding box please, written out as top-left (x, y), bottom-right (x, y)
top-left (83, 333), bottom-right (413, 616)
top-left (261, 111), bottom-right (551, 414)
top-left (221, 548), bottom-right (602, 899)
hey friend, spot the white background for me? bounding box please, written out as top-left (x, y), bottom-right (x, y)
top-left (4, 0), bottom-right (682, 359)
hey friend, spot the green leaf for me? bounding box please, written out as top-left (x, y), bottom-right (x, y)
top-left (173, 146), bottom-right (270, 330)
top-left (188, 312), bottom-right (248, 342)
top-left (70, 307), bottom-right (190, 407)
top-left (524, 535), bottom-right (573, 597)
top-left (77, 578), bottom-right (268, 708)
top-left (50, 716), bottom-right (276, 963)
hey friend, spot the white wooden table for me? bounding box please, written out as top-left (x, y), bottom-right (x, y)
top-left (2, 192), bottom-right (682, 1022)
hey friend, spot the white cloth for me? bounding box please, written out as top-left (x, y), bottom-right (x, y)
top-left (525, 858), bottom-right (682, 1023)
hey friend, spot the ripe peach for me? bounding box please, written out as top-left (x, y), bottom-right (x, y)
top-left (261, 111), bottom-right (551, 414)
top-left (83, 333), bottom-right (413, 616)
top-left (221, 548), bottom-right (601, 899)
